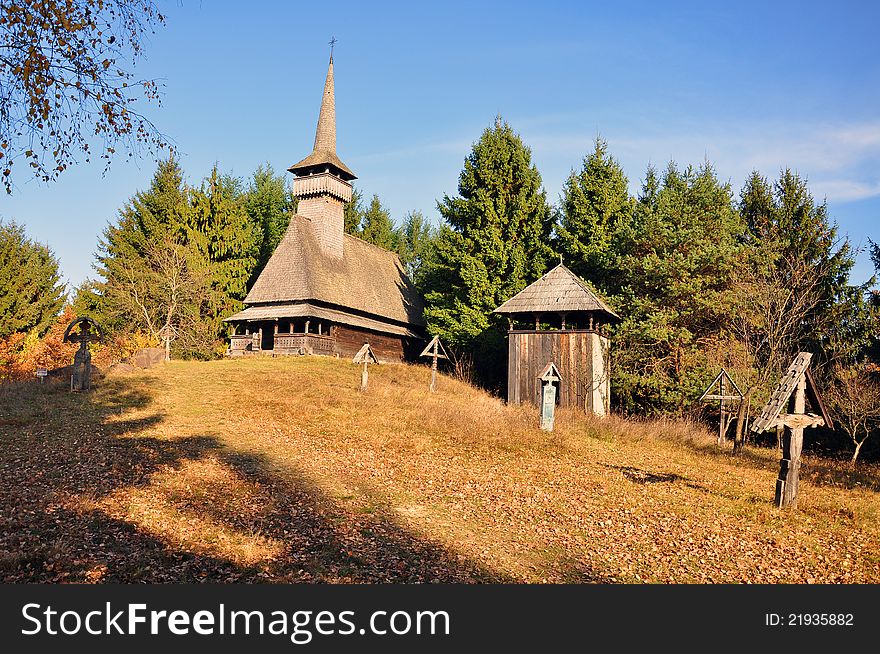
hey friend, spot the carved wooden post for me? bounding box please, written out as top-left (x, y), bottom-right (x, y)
top-left (697, 369), bottom-right (743, 449)
top-left (776, 375), bottom-right (806, 508)
top-left (63, 317), bottom-right (103, 392)
top-left (419, 336), bottom-right (449, 393)
top-left (353, 343), bottom-right (379, 391)
top-left (752, 352), bottom-right (831, 509)
top-left (720, 376), bottom-right (725, 439)
top-left (538, 363), bottom-right (561, 432)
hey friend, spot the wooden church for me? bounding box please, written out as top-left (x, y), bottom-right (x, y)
top-left (494, 264), bottom-right (619, 416)
top-left (225, 55), bottom-right (426, 362)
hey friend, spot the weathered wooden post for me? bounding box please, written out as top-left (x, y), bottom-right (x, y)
top-left (751, 352), bottom-right (831, 509)
top-left (778, 374), bottom-right (806, 507)
top-left (63, 317), bottom-right (104, 392)
top-left (538, 363), bottom-right (561, 431)
top-left (697, 369), bottom-right (743, 447)
top-left (419, 335), bottom-right (449, 393)
top-left (353, 343), bottom-right (379, 391)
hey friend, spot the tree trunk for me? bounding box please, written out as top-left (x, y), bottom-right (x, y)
top-left (733, 388), bottom-right (755, 455)
top-left (851, 440), bottom-right (863, 464)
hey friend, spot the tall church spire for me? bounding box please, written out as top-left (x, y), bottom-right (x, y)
top-left (313, 55), bottom-right (336, 154)
top-left (288, 53), bottom-right (355, 181)
top-left (288, 51), bottom-right (356, 259)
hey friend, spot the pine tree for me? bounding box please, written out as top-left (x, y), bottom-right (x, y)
top-left (0, 220), bottom-right (65, 338)
top-left (359, 194), bottom-right (396, 250)
top-left (97, 157), bottom-right (199, 355)
top-left (422, 118), bottom-right (553, 384)
top-left (611, 163), bottom-right (745, 413)
top-left (554, 138), bottom-right (634, 287)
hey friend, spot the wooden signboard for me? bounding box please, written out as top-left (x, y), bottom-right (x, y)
top-left (35, 368), bottom-right (48, 384)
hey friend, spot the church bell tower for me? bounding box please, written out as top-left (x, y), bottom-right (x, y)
top-left (287, 53), bottom-right (356, 259)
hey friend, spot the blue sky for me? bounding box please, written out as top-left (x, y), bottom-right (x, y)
top-left (2, 0), bottom-right (878, 290)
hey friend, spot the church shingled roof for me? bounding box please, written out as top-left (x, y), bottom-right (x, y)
top-left (241, 216), bottom-right (425, 328)
top-left (493, 264), bottom-right (619, 320)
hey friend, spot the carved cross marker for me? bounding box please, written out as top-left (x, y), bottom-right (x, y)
top-left (419, 335), bottom-right (449, 393)
top-left (751, 352), bottom-right (832, 508)
top-left (63, 317), bottom-right (104, 392)
top-left (538, 362), bottom-right (561, 431)
top-left (698, 368), bottom-right (744, 445)
top-left (353, 343), bottom-right (379, 391)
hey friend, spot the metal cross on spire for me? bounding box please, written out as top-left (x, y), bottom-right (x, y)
top-left (329, 36), bottom-right (337, 58)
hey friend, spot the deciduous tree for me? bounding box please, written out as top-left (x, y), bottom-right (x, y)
top-left (0, 0), bottom-right (167, 193)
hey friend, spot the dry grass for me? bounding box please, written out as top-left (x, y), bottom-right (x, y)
top-left (1, 356), bottom-right (878, 583)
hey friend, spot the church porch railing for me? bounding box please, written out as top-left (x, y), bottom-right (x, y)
top-left (274, 333), bottom-right (335, 356)
top-left (228, 334), bottom-right (258, 354)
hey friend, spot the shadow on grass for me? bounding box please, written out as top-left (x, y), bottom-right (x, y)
top-left (670, 434), bottom-right (880, 494)
top-left (0, 375), bottom-right (512, 583)
top-left (601, 463), bottom-right (767, 506)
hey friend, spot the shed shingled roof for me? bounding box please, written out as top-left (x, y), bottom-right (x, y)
top-left (493, 264), bottom-right (619, 320)
top-left (242, 215), bottom-right (425, 328)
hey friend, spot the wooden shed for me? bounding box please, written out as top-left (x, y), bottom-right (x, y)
top-left (494, 264), bottom-right (619, 416)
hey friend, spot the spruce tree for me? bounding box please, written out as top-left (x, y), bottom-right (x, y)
top-left (344, 187), bottom-right (364, 235)
top-left (554, 138), bottom-right (634, 287)
top-left (359, 194), bottom-right (396, 250)
top-left (96, 157), bottom-right (192, 335)
top-left (97, 159), bottom-right (259, 358)
top-left (422, 118), bottom-right (553, 384)
top-left (186, 167), bottom-right (260, 355)
top-left (0, 220), bottom-right (65, 338)
top-left (245, 163), bottom-right (293, 282)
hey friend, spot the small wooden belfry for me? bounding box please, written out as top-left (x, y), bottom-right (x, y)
top-left (494, 264), bottom-right (619, 416)
top-left (751, 352), bottom-right (831, 508)
top-left (698, 369), bottom-right (744, 445)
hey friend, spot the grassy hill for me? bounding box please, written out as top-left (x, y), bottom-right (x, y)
top-left (1, 356), bottom-right (878, 583)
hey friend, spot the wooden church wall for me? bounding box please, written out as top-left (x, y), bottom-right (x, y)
top-left (507, 330), bottom-right (609, 415)
top-left (331, 324), bottom-right (409, 363)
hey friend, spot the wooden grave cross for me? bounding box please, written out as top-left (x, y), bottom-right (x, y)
top-left (538, 362), bottom-right (561, 432)
top-left (697, 368), bottom-right (744, 445)
top-left (353, 343), bottom-right (379, 391)
top-left (750, 352), bottom-right (832, 508)
top-left (63, 317), bottom-right (104, 392)
top-left (419, 335), bottom-right (449, 392)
